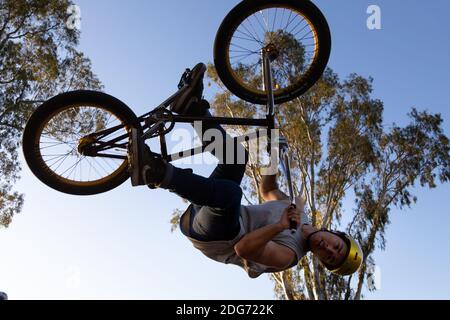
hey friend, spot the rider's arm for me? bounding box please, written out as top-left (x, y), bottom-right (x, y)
top-left (234, 206), bottom-right (300, 269)
top-left (260, 173), bottom-right (289, 202)
top-left (234, 224), bottom-right (296, 269)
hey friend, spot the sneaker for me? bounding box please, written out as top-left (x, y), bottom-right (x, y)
top-left (141, 148), bottom-right (167, 189)
top-left (128, 128), bottom-right (166, 187)
top-left (170, 63), bottom-right (207, 115)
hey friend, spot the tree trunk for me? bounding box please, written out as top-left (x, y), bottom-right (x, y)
top-left (312, 257), bottom-right (326, 300)
top-left (281, 271), bottom-right (296, 300)
top-left (301, 258), bottom-right (317, 300)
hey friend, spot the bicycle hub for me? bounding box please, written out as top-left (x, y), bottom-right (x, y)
top-left (262, 44), bottom-right (279, 62)
top-left (77, 136), bottom-right (97, 156)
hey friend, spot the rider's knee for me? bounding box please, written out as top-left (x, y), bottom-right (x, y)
top-left (225, 181), bottom-right (243, 207)
top-left (233, 184), bottom-right (243, 205)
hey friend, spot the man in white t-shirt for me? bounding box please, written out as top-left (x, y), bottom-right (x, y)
top-left (132, 63), bottom-right (363, 278)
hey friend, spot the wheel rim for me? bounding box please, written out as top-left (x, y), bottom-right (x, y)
top-left (225, 5), bottom-right (320, 99)
top-left (35, 104), bottom-right (130, 187)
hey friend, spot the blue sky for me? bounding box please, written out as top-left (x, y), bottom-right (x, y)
top-left (1, 0), bottom-right (450, 299)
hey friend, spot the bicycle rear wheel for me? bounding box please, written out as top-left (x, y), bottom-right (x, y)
top-left (214, 0), bottom-right (331, 105)
top-left (22, 90), bottom-right (140, 195)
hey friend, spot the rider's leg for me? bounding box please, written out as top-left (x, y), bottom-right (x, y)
top-left (159, 101), bottom-right (248, 241)
top-left (144, 63), bottom-right (248, 240)
top-left (156, 99), bottom-right (248, 241)
top-left (189, 99), bottom-right (248, 184)
top-left (161, 165), bottom-right (243, 241)
top-left (157, 98), bottom-right (248, 203)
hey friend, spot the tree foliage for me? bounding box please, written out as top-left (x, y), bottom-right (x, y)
top-left (209, 68), bottom-right (449, 299)
top-left (172, 31), bottom-right (450, 299)
top-left (0, 0), bottom-right (102, 227)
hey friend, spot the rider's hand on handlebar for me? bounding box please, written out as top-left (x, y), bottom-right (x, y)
top-left (278, 204), bottom-right (301, 231)
top-left (278, 136), bottom-right (289, 150)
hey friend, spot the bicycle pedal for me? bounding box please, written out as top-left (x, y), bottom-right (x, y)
top-left (177, 68), bottom-right (192, 89)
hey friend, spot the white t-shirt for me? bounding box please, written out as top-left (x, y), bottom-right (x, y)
top-left (181, 199), bottom-right (310, 278)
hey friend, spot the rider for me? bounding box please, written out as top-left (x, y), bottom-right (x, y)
top-left (130, 63), bottom-right (363, 278)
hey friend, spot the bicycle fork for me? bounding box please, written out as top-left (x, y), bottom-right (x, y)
top-left (262, 46), bottom-right (302, 233)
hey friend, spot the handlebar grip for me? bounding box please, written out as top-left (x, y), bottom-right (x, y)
top-left (289, 203), bottom-right (297, 234)
top-left (290, 219), bottom-right (298, 234)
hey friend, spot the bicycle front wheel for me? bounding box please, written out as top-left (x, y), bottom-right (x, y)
top-left (214, 0), bottom-right (331, 105)
top-left (22, 90), bottom-right (140, 195)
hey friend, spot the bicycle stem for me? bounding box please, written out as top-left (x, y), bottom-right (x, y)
top-left (262, 46), bottom-right (276, 117)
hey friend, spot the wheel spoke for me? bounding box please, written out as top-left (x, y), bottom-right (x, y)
top-left (85, 156), bottom-right (103, 181)
top-left (230, 51), bottom-right (258, 61)
top-left (233, 33), bottom-right (261, 44)
top-left (239, 21), bottom-right (264, 45)
top-left (230, 42), bottom-right (259, 53)
top-left (280, 8), bottom-right (286, 31)
top-left (61, 156), bottom-right (85, 179)
top-left (287, 15), bottom-right (306, 35)
top-left (260, 10), bottom-right (269, 34)
top-left (40, 141), bottom-right (74, 150)
top-left (284, 10), bottom-right (295, 32)
top-left (271, 8), bottom-right (278, 33)
top-left (92, 157), bottom-right (110, 176)
top-left (246, 17), bottom-right (264, 44)
top-left (254, 10), bottom-right (267, 36)
top-left (225, 5), bottom-right (323, 96)
top-left (50, 149), bottom-right (75, 172)
top-left (292, 21), bottom-right (310, 38)
top-left (37, 104), bottom-right (129, 184)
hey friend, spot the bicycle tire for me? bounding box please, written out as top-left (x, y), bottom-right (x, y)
top-left (23, 90), bottom-right (140, 195)
top-left (214, 0), bottom-right (331, 105)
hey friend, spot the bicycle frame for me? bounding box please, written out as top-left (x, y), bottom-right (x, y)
top-left (136, 97), bottom-right (275, 163)
top-left (144, 47), bottom-right (278, 162)
top-left (84, 50), bottom-right (278, 164)
top-left (83, 47), bottom-right (289, 182)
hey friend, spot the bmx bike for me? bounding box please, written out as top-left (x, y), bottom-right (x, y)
top-left (22, 0), bottom-right (331, 196)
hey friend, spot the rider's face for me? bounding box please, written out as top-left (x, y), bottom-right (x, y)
top-left (309, 231), bottom-right (348, 268)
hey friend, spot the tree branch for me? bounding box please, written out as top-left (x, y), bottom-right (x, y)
top-left (322, 159), bottom-right (366, 229)
top-left (344, 275), bottom-right (353, 300)
top-left (0, 10), bottom-right (12, 37)
top-left (0, 121), bottom-right (22, 131)
top-left (9, 23), bottom-right (59, 40)
top-left (5, 12), bottom-right (33, 38)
